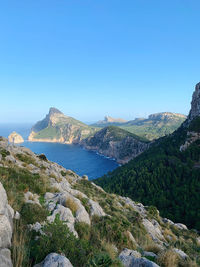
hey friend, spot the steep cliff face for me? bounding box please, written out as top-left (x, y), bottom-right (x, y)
top-left (28, 108), bottom-right (97, 144)
top-left (188, 82), bottom-right (200, 122)
top-left (81, 126), bottom-right (149, 164)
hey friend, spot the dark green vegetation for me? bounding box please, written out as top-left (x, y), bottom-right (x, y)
top-left (95, 119), bottom-right (200, 230)
top-left (92, 113), bottom-right (186, 141)
top-left (84, 126), bottom-right (149, 148)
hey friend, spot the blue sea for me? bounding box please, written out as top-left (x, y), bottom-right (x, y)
top-left (0, 123), bottom-right (119, 179)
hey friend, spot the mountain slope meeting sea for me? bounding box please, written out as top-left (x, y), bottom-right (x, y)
top-left (28, 107), bottom-right (98, 144)
top-left (92, 112), bottom-right (186, 141)
top-left (0, 136), bottom-right (199, 266)
top-left (29, 109), bottom-right (150, 164)
top-left (81, 126), bottom-right (150, 164)
top-left (95, 82), bottom-right (200, 231)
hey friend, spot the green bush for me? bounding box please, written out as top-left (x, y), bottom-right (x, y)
top-left (88, 252), bottom-right (113, 267)
top-left (21, 203), bottom-right (48, 224)
top-left (30, 218), bottom-right (95, 266)
top-left (37, 154), bottom-right (47, 161)
top-left (0, 149), bottom-right (10, 158)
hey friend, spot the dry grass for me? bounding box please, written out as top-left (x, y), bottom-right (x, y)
top-left (157, 249), bottom-right (180, 267)
top-left (12, 220), bottom-right (31, 267)
top-left (65, 197), bottom-right (79, 215)
top-left (143, 238), bottom-right (162, 254)
top-left (101, 240), bottom-right (117, 260)
top-left (163, 227), bottom-right (177, 242)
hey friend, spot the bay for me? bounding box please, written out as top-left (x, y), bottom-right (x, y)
top-left (0, 123), bottom-right (118, 179)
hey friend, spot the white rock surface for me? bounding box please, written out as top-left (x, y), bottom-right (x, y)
top-left (173, 248), bottom-right (188, 260)
top-left (0, 182), bottom-right (13, 267)
top-left (88, 199), bottom-right (106, 217)
top-left (34, 253), bottom-right (73, 267)
top-left (142, 219), bottom-right (164, 243)
top-left (119, 248), bottom-right (160, 267)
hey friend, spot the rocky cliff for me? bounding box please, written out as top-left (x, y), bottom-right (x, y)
top-left (28, 108), bottom-right (97, 144)
top-left (188, 82), bottom-right (200, 122)
top-left (81, 126), bottom-right (149, 164)
top-left (0, 182), bottom-right (14, 267)
top-left (8, 132), bottom-right (24, 144)
top-left (0, 136), bottom-right (199, 266)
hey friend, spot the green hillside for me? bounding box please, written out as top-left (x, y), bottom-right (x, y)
top-left (95, 118), bottom-right (200, 230)
top-left (92, 113), bottom-right (186, 141)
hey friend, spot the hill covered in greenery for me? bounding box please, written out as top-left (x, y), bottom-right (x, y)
top-left (29, 107), bottom-right (97, 144)
top-left (92, 112), bottom-right (186, 141)
top-left (81, 126), bottom-right (149, 164)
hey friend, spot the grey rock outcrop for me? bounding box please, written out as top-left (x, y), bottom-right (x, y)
top-left (0, 182), bottom-right (14, 267)
top-left (34, 253), bottom-right (73, 267)
top-left (188, 82), bottom-right (200, 122)
top-left (119, 248), bottom-right (160, 267)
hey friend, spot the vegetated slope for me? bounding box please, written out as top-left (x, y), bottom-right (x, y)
top-left (95, 83), bottom-right (200, 230)
top-left (92, 112), bottom-right (186, 141)
top-left (81, 126), bottom-right (150, 164)
top-left (0, 136), bottom-right (199, 267)
top-left (29, 107), bottom-right (97, 144)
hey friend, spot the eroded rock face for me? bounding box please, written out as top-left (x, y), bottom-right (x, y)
top-left (34, 253), bottom-right (73, 267)
top-left (188, 82), bottom-right (200, 122)
top-left (8, 132), bottom-right (24, 144)
top-left (0, 182), bottom-right (14, 267)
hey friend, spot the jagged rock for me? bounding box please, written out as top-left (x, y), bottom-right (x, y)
top-left (34, 253), bottom-right (73, 267)
top-left (173, 248), bottom-right (188, 259)
top-left (0, 248), bottom-right (13, 267)
top-left (8, 132), bottom-right (24, 144)
top-left (174, 223), bottom-right (188, 230)
top-left (142, 219), bottom-right (164, 243)
top-left (5, 155), bottom-right (16, 164)
top-left (127, 231), bottom-right (137, 246)
top-left (88, 199), bottom-right (106, 217)
top-left (188, 82), bottom-right (200, 121)
top-left (47, 204), bottom-right (78, 237)
top-left (119, 248), bottom-right (160, 267)
top-left (121, 197), bottom-right (147, 217)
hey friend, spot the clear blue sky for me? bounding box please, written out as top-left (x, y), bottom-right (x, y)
top-left (0, 0), bottom-right (199, 123)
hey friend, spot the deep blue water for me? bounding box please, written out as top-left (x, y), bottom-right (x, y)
top-left (0, 123), bottom-right (119, 179)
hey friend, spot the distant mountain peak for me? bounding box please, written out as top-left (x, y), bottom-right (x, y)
top-left (48, 107), bottom-right (63, 116)
top-left (188, 82), bottom-right (200, 122)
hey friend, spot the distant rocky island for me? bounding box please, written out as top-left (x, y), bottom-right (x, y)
top-left (92, 112), bottom-right (186, 140)
top-left (8, 131), bottom-right (24, 143)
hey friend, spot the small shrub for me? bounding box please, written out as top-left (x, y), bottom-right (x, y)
top-left (30, 218), bottom-right (94, 266)
top-left (16, 153), bottom-right (36, 165)
top-left (37, 154), bottom-right (47, 161)
top-left (75, 222), bottom-right (91, 240)
top-left (0, 149), bottom-right (10, 158)
top-left (61, 170), bottom-right (66, 176)
top-left (88, 252), bottom-right (113, 267)
top-left (21, 203), bottom-right (48, 224)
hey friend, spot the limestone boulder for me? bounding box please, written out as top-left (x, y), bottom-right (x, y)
top-left (34, 253), bottom-right (73, 267)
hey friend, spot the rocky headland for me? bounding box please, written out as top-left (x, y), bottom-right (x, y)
top-left (8, 132), bottom-right (24, 144)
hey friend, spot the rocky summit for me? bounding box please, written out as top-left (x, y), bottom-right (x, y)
top-left (28, 107), bottom-right (97, 144)
top-left (188, 82), bottom-right (200, 122)
top-left (0, 135), bottom-right (199, 266)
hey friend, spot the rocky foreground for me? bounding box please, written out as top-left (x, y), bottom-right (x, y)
top-left (0, 137), bottom-right (199, 267)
